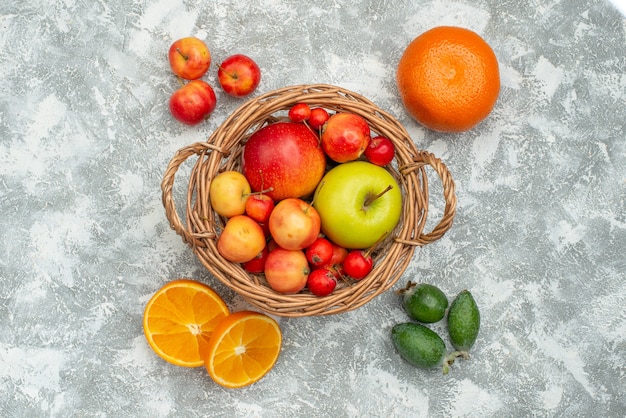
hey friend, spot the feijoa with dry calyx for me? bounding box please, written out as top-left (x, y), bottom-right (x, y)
top-left (397, 281), bottom-right (448, 323)
top-left (391, 322), bottom-right (463, 374)
top-left (447, 290), bottom-right (480, 353)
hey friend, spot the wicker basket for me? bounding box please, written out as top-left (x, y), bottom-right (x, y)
top-left (161, 84), bottom-right (456, 317)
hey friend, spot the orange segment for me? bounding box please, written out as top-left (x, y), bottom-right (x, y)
top-left (205, 311), bottom-right (282, 388)
top-left (143, 279), bottom-right (230, 367)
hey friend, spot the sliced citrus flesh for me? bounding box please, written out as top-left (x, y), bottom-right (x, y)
top-left (205, 310), bottom-right (282, 388)
top-left (143, 279), bottom-right (230, 367)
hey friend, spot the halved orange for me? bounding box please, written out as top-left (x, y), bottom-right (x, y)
top-left (143, 279), bottom-right (230, 367)
top-left (204, 310), bottom-right (282, 388)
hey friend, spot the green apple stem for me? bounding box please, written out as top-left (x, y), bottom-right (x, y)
top-left (363, 185), bottom-right (393, 207)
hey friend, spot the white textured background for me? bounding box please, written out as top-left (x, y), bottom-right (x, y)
top-left (1, 0), bottom-right (625, 416)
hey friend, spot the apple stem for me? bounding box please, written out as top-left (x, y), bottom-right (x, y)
top-left (176, 76), bottom-right (185, 87)
top-left (219, 65), bottom-right (238, 80)
top-left (245, 187), bottom-right (274, 197)
top-left (307, 181), bottom-right (323, 208)
top-left (363, 184), bottom-right (393, 207)
top-left (303, 120), bottom-right (322, 140)
top-left (363, 231), bottom-right (388, 259)
top-left (176, 48), bottom-right (189, 61)
top-left (303, 199), bottom-right (316, 215)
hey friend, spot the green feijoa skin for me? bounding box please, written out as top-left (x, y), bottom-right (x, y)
top-left (391, 322), bottom-right (446, 370)
top-left (397, 281), bottom-right (448, 323)
top-left (447, 290), bottom-right (480, 352)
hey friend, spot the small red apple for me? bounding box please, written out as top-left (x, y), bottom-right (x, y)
top-left (308, 107), bottom-right (330, 131)
top-left (258, 221), bottom-right (271, 239)
top-left (322, 243), bottom-right (348, 279)
top-left (264, 248), bottom-right (310, 294)
top-left (245, 193), bottom-right (275, 223)
top-left (321, 112), bottom-right (371, 163)
top-left (307, 268), bottom-right (337, 297)
top-left (267, 239), bottom-right (279, 252)
top-left (305, 237), bottom-right (334, 269)
top-left (269, 198), bottom-right (321, 251)
top-left (342, 249), bottom-right (373, 280)
top-left (288, 103), bottom-right (311, 123)
top-left (217, 54), bottom-right (261, 97)
top-left (242, 246), bottom-right (270, 274)
top-left (364, 136), bottom-right (395, 166)
top-left (242, 122), bottom-right (327, 201)
top-left (168, 37), bottom-right (211, 80)
top-left (169, 80), bottom-right (216, 125)
top-left (327, 243), bottom-right (348, 266)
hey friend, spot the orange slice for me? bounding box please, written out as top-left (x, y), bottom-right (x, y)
top-left (205, 310), bottom-right (282, 388)
top-left (143, 279), bottom-right (230, 367)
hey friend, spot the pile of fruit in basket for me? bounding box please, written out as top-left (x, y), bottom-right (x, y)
top-left (213, 102), bottom-right (401, 297)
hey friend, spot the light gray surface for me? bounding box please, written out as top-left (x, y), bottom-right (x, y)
top-left (1, 0), bottom-right (625, 417)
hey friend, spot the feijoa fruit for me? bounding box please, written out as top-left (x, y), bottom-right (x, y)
top-left (398, 281), bottom-right (448, 323)
top-left (391, 322), bottom-right (446, 370)
top-left (447, 290), bottom-right (480, 353)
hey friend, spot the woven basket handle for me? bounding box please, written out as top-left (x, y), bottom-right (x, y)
top-left (161, 142), bottom-right (224, 247)
top-left (398, 150), bottom-right (457, 247)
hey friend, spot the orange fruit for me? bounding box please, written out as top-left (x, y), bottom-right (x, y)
top-left (143, 279), bottom-right (230, 367)
top-left (396, 26), bottom-right (500, 132)
top-left (204, 310), bottom-right (282, 388)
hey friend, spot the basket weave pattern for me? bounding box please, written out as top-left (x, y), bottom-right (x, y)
top-left (161, 84), bottom-right (456, 317)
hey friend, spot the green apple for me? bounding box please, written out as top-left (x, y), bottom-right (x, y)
top-left (313, 161), bottom-right (402, 249)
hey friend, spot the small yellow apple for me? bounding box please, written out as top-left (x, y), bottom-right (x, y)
top-left (217, 215), bottom-right (266, 263)
top-left (210, 171), bottom-right (251, 218)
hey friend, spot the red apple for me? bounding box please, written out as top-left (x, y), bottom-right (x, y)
top-left (169, 80), bottom-right (216, 125)
top-left (168, 37), bottom-right (211, 80)
top-left (242, 122), bottom-right (327, 201)
top-left (365, 136), bottom-right (395, 166)
top-left (322, 243), bottom-right (348, 279)
top-left (305, 237), bottom-right (334, 269)
top-left (288, 103), bottom-right (311, 123)
top-left (217, 215), bottom-right (266, 263)
top-left (327, 243), bottom-right (349, 266)
top-left (307, 268), bottom-right (337, 297)
top-left (308, 107), bottom-right (329, 131)
top-left (321, 112), bottom-right (371, 163)
top-left (269, 198), bottom-right (321, 251)
top-left (267, 239), bottom-right (279, 252)
top-left (264, 248), bottom-right (310, 294)
top-left (245, 193), bottom-right (275, 223)
top-left (342, 250), bottom-right (373, 280)
top-left (217, 54), bottom-right (261, 97)
top-left (242, 246), bottom-right (270, 274)
top-left (258, 221), bottom-right (271, 239)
